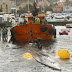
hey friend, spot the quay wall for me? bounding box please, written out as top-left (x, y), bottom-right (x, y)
top-left (48, 21), bottom-right (72, 26)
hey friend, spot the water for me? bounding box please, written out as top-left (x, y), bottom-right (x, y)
top-left (0, 26), bottom-right (72, 72)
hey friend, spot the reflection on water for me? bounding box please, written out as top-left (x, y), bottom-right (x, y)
top-left (0, 26), bottom-right (72, 72)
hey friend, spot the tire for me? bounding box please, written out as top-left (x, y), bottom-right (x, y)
top-left (41, 26), bottom-right (48, 32)
top-left (38, 43), bottom-right (42, 49)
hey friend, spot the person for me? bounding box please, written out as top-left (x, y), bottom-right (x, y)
top-left (67, 16), bottom-right (69, 20)
top-left (14, 16), bottom-right (16, 20)
top-left (35, 16), bottom-right (40, 24)
top-left (7, 27), bottom-right (11, 43)
top-left (9, 18), bottom-right (12, 22)
top-left (10, 28), bottom-right (16, 43)
top-left (24, 19), bottom-right (27, 24)
top-left (43, 18), bottom-right (48, 24)
top-left (40, 18), bottom-right (42, 24)
top-left (5, 27), bottom-right (8, 40)
top-left (2, 28), bottom-right (7, 42)
top-left (35, 38), bottom-right (42, 49)
top-left (51, 14), bottom-right (54, 19)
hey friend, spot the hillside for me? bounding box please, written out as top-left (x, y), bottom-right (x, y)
top-left (11, 0), bottom-right (58, 6)
top-left (11, 0), bottom-right (72, 6)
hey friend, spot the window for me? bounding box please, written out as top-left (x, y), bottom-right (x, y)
top-left (6, 4), bottom-right (8, 8)
top-left (29, 17), bottom-right (33, 20)
top-left (11, 9), bottom-right (16, 13)
top-left (3, 0), bottom-right (5, 3)
top-left (0, 17), bottom-right (2, 21)
top-left (41, 17), bottom-right (44, 19)
top-left (1, 4), bottom-right (2, 8)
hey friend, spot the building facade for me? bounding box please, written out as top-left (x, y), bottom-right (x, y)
top-left (0, 0), bottom-right (11, 13)
top-left (59, 0), bottom-right (66, 2)
top-left (53, 5), bottom-right (64, 13)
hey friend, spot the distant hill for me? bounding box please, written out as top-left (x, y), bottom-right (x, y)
top-left (11, 0), bottom-right (58, 3)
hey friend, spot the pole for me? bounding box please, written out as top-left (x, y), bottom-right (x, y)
top-left (35, 0), bottom-right (36, 2)
top-left (42, 0), bottom-right (43, 12)
top-left (28, 0), bottom-right (30, 13)
top-left (15, 0), bottom-right (17, 15)
top-left (42, 0), bottom-right (45, 13)
top-left (28, 0), bottom-right (29, 11)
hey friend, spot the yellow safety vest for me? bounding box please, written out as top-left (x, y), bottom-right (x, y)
top-left (35, 18), bottom-right (40, 24)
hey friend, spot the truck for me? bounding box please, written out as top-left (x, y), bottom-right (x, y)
top-left (0, 13), bottom-right (12, 27)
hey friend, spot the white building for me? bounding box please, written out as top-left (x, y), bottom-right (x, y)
top-left (11, 6), bottom-right (16, 14)
top-left (11, 1), bottom-right (17, 14)
top-left (59, 0), bottom-right (66, 2)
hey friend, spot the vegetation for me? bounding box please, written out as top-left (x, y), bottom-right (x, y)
top-left (17, 3), bottom-right (52, 14)
top-left (17, 4), bottom-right (33, 14)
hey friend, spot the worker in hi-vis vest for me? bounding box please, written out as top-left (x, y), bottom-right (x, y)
top-left (2, 28), bottom-right (8, 42)
top-left (35, 16), bottom-right (40, 24)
